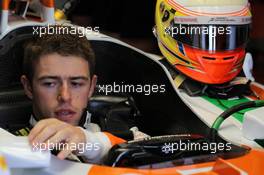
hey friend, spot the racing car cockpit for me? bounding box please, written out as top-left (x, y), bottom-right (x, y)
top-left (0, 23), bottom-right (250, 168)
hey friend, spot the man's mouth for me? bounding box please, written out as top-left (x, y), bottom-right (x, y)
top-left (54, 109), bottom-right (76, 121)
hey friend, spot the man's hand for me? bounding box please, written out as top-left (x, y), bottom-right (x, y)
top-left (28, 118), bottom-right (86, 160)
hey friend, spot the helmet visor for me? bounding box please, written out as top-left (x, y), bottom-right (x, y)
top-left (168, 23), bottom-right (250, 51)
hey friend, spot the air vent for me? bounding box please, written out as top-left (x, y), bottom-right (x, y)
top-left (202, 56), bottom-right (216, 60)
top-left (223, 56), bottom-right (234, 60)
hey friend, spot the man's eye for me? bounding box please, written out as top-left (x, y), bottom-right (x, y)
top-left (42, 82), bottom-right (56, 87)
top-left (71, 82), bottom-right (84, 87)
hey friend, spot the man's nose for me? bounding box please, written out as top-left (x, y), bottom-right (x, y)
top-left (58, 82), bottom-right (71, 102)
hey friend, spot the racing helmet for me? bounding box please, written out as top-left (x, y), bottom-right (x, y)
top-left (154, 0), bottom-right (252, 84)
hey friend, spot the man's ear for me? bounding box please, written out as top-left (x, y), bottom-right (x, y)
top-left (88, 75), bottom-right (97, 98)
top-left (20, 75), bottom-right (33, 100)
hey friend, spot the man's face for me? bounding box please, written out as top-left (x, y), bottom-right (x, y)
top-left (22, 53), bottom-right (97, 125)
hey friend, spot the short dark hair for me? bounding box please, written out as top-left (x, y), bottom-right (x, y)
top-left (23, 27), bottom-right (95, 82)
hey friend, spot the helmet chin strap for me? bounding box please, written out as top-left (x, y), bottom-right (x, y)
top-left (205, 79), bottom-right (251, 99)
top-left (179, 76), bottom-right (251, 99)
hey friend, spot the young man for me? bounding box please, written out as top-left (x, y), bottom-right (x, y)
top-left (20, 29), bottom-right (126, 163)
